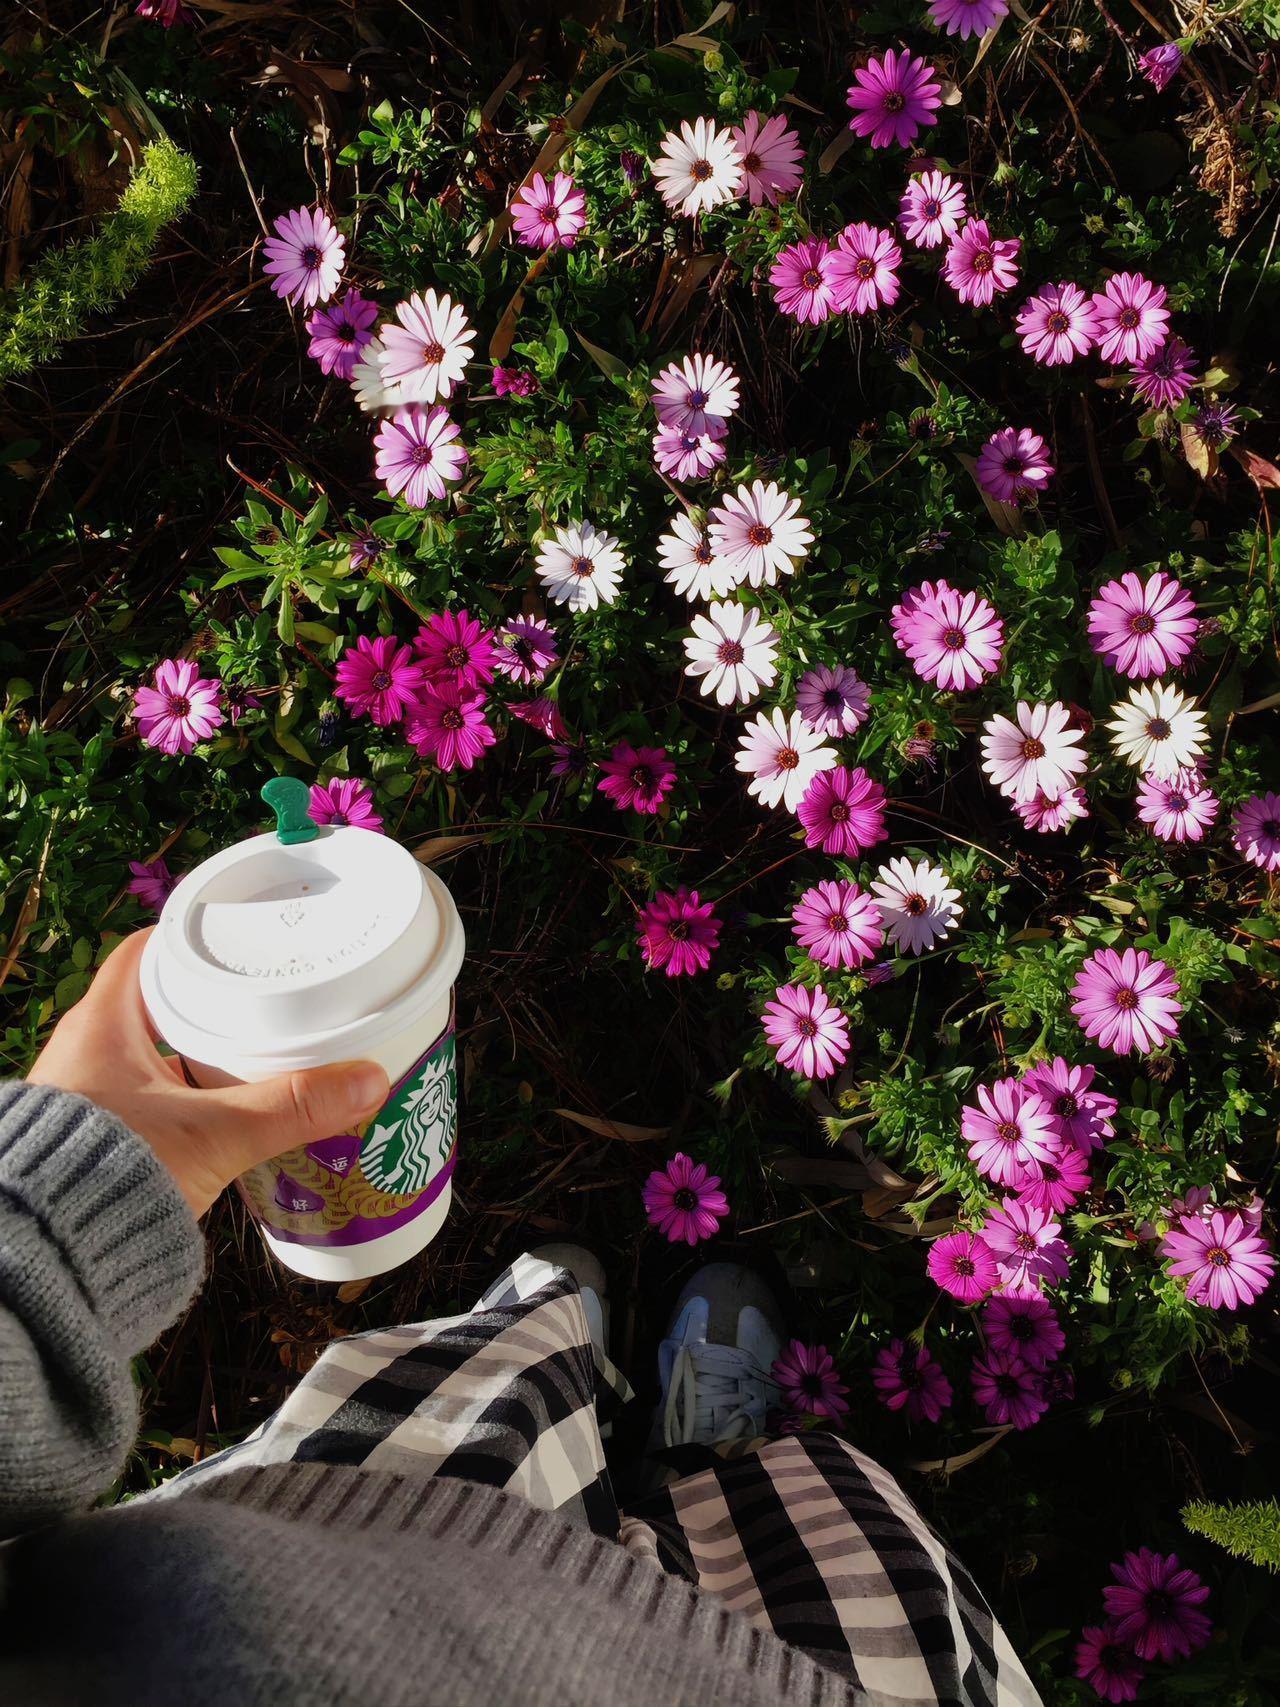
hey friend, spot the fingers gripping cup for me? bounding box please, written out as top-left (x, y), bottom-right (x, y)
top-left (141, 778), bottom-right (465, 1281)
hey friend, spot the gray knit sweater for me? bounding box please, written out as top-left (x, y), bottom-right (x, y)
top-left (0, 1083), bottom-right (862, 1706)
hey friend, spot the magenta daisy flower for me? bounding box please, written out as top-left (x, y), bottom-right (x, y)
top-left (983, 1294), bottom-right (1064, 1369)
top-left (652, 425), bottom-right (727, 482)
top-left (492, 363), bottom-right (538, 398)
top-left (510, 170), bottom-right (586, 251)
top-left (730, 111), bottom-right (804, 207)
top-left (890, 578), bottom-right (945, 650)
top-left (792, 879), bottom-right (884, 971)
top-left (1087, 569), bottom-right (1199, 678)
top-left (308, 777), bottom-right (383, 833)
top-left (769, 237), bottom-right (839, 325)
top-left (942, 218), bottom-right (1021, 307)
top-left (406, 682), bottom-right (496, 772)
top-left (980, 700), bottom-right (1086, 804)
top-left (1161, 1209), bottom-right (1275, 1310)
top-left (494, 615), bottom-right (559, 685)
top-left (1138, 41), bottom-right (1184, 90)
top-left (1015, 1141), bottom-right (1092, 1213)
top-left (1015, 281), bottom-right (1098, 366)
top-left (771, 1341), bottom-right (850, 1421)
top-left (414, 609), bottom-right (499, 692)
top-left (971, 1348), bottom-right (1047, 1429)
top-left (871, 1339), bottom-right (952, 1422)
top-left (1103, 1550), bottom-right (1212, 1662)
top-left (1232, 792), bottom-right (1280, 872)
top-left (133, 658), bottom-right (224, 755)
top-left (927, 1229), bottom-right (999, 1304)
top-left (378, 289), bottom-right (476, 404)
top-left (136, 0), bottom-right (195, 25)
top-left (797, 766), bottom-right (888, 858)
top-left (509, 696), bottom-right (567, 740)
top-left (928, 0), bottom-right (1008, 38)
top-left (975, 427), bottom-right (1054, 504)
top-left (1072, 947), bottom-right (1182, 1055)
top-left (262, 205), bottom-right (344, 308)
top-left (643, 1152), bottom-right (729, 1245)
top-left (899, 582), bottom-right (1004, 691)
top-left (305, 289), bottom-right (378, 379)
top-left (796, 664), bottom-right (871, 737)
top-left (761, 982), bottom-right (850, 1079)
top-left (598, 743), bottom-right (676, 815)
top-left (1022, 1057), bottom-right (1116, 1153)
top-left (637, 888), bottom-right (721, 978)
top-left (1074, 1624), bottom-right (1146, 1705)
top-left (651, 353), bottom-right (740, 438)
top-left (1091, 272), bottom-right (1170, 364)
top-left (828, 222), bottom-right (902, 315)
top-left (127, 857), bottom-right (178, 912)
top-left (962, 1078), bottom-right (1058, 1188)
top-left (375, 404), bottom-right (467, 506)
top-left (846, 49), bottom-right (942, 149)
top-left (1131, 335), bottom-right (1197, 409)
top-left (983, 1198), bottom-right (1070, 1295)
top-left (1136, 772), bottom-right (1219, 843)
top-left (898, 170), bottom-right (967, 249)
top-left (333, 634), bottom-right (425, 726)
top-left (1015, 787), bottom-right (1089, 833)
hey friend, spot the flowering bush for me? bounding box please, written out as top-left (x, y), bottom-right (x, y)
top-left (4, 0), bottom-right (1280, 1695)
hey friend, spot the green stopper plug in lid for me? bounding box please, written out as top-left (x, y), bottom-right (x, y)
top-left (140, 780), bottom-right (464, 1063)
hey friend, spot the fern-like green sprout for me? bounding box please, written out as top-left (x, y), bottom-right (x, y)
top-left (0, 138), bottom-right (197, 382)
top-left (1182, 1499), bottom-right (1280, 1573)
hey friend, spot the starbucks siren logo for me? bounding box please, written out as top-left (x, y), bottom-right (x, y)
top-left (360, 1032), bottom-right (457, 1194)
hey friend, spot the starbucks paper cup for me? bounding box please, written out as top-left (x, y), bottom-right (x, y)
top-left (140, 806), bottom-right (465, 1281)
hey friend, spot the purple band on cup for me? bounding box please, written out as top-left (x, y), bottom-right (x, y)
top-left (261, 1144), bottom-right (458, 1249)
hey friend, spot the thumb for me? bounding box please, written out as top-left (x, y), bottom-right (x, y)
top-left (204, 1059), bottom-right (391, 1173)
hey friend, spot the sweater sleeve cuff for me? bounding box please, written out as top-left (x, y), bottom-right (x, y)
top-left (0, 1082), bottom-right (205, 1357)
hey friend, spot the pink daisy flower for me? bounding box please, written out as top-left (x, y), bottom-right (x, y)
top-left (378, 289), bottom-right (476, 404)
top-left (374, 405), bottom-right (467, 506)
top-left (1070, 946), bottom-right (1182, 1055)
top-left (890, 578), bottom-right (946, 651)
top-left (406, 682), bottom-right (496, 771)
top-left (1136, 772), bottom-right (1219, 843)
top-left (1161, 1209), bottom-right (1275, 1310)
top-left (492, 363), bottom-right (538, 398)
top-left (1021, 1057), bottom-right (1116, 1154)
top-left (1131, 335), bottom-right (1197, 409)
top-left (975, 427), bottom-right (1054, 504)
top-left (333, 634), bottom-right (425, 726)
top-left (1138, 41), bottom-right (1184, 91)
top-left (643, 1152), bottom-right (729, 1245)
top-left (796, 765), bottom-right (888, 857)
top-left (262, 206), bottom-right (344, 308)
top-left (1103, 1550), bottom-right (1212, 1663)
top-left (1015, 281), bottom-right (1098, 366)
top-left (494, 615), bottom-right (559, 685)
top-left (1015, 787), bottom-right (1089, 833)
top-left (899, 582), bottom-right (1004, 692)
top-left (928, 0), bottom-right (1008, 38)
top-left (761, 983), bottom-right (850, 1079)
top-left (510, 170), bottom-right (586, 251)
top-left (769, 237), bottom-right (838, 325)
top-left (983, 1294), bottom-right (1064, 1369)
top-left (771, 1341), bottom-right (850, 1421)
top-left (898, 170), bottom-right (967, 249)
top-left (1091, 272), bottom-right (1170, 364)
top-left (795, 664), bottom-right (871, 737)
top-left (637, 888), bottom-right (721, 977)
top-left (846, 49), bottom-right (942, 149)
top-left (598, 743), bottom-right (676, 814)
top-left (127, 857), bottom-right (178, 911)
top-left (414, 609), bottom-right (499, 692)
top-left (308, 777), bottom-right (383, 833)
top-left (651, 353), bottom-right (740, 438)
top-left (136, 0), bottom-right (195, 25)
top-left (828, 222), bottom-right (902, 315)
top-left (1015, 1142), bottom-right (1092, 1213)
top-left (508, 696), bottom-right (567, 740)
top-left (871, 1339), bottom-right (952, 1422)
top-left (980, 700), bottom-right (1086, 804)
top-left (792, 879), bottom-right (884, 970)
top-left (730, 110), bottom-right (804, 207)
top-left (1086, 569), bottom-right (1199, 678)
top-left (652, 424), bottom-right (727, 482)
top-left (133, 658), bottom-right (224, 755)
top-left (962, 1078), bottom-right (1058, 1188)
top-left (1232, 791), bottom-right (1280, 872)
top-left (305, 289), bottom-right (378, 379)
top-left (735, 708), bottom-right (836, 812)
top-left (1074, 1624), bottom-right (1146, 1705)
top-left (971, 1349), bottom-right (1047, 1428)
top-left (983, 1198), bottom-right (1070, 1294)
top-left (942, 218), bottom-right (1020, 307)
top-left (927, 1229), bottom-right (999, 1304)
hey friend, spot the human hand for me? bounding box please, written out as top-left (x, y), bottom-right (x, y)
top-left (26, 930), bottom-right (390, 1217)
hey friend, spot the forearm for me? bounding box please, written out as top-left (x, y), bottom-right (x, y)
top-left (0, 1082), bottom-right (204, 1537)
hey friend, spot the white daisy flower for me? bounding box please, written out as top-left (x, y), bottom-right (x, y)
top-left (870, 856), bottom-right (963, 956)
top-left (683, 602), bottom-right (779, 707)
top-left (658, 512), bottom-right (739, 602)
top-left (651, 118), bottom-right (744, 218)
top-left (734, 707), bottom-right (837, 813)
top-left (350, 335), bottom-right (406, 415)
top-left (378, 289), bottom-right (476, 404)
top-left (651, 353), bottom-right (740, 437)
top-left (1107, 681), bottom-right (1207, 780)
top-left (979, 701), bottom-right (1088, 804)
top-left (534, 521), bottom-right (626, 613)
top-left (708, 480), bottom-right (813, 588)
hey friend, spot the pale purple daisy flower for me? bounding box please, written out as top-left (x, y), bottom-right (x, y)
top-left (983, 1198), bottom-right (1071, 1295)
top-left (761, 982), bottom-right (851, 1079)
top-left (730, 111), bottom-right (804, 207)
top-left (127, 857), bottom-right (178, 911)
top-left (846, 49), bottom-right (942, 150)
top-left (827, 222), bottom-right (902, 315)
top-left (795, 664), bottom-right (871, 736)
top-left (983, 1294), bottom-right (1064, 1369)
top-left (305, 289), bottom-right (378, 379)
top-left (927, 1229), bottom-right (999, 1303)
top-left (1091, 272), bottom-right (1170, 364)
top-left (1070, 946), bottom-right (1182, 1055)
top-left (708, 480), bottom-right (813, 587)
top-left (262, 206), bottom-right (345, 308)
top-left (1086, 569), bottom-right (1199, 678)
top-left (791, 879), bottom-right (884, 970)
top-left (510, 170), bottom-right (587, 251)
top-left (871, 1339), bottom-right (952, 1422)
top-left (375, 405), bottom-right (468, 506)
top-left (975, 427), bottom-right (1054, 504)
top-left (1137, 42), bottom-right (1184, 92)
top-left (1015, 787), bottom-right (1089, 833)
top-left (308, 777), bottom-right (384, 833)
top-left (962, 1078), bottom-right (1058, 1188)
top-left (942, 219), bottom-right (1021, 307)
top-left (133, 658), bottom-right (224, 755)
top-left (898, 170), bottom-right (967, 249)
top-left (971, 1348), bottom-right (1048, 1428)
top-left (494, 616), bottom-right (559, 684)
top-left (735, 708), bottom-right (837, 812)
top-left (769, 237), bottom-right (838, 324)
top-left (1103, 1550), bottom-right (1212, 1663)
top-left (928, 0), bottom-right (1008, 39)
top-left (1136, 772), bottom-right (1219, 843)
top-left (1131, 336), bottom-right (1197, 409)
top-left (1233, 791), bottom-right (1280, 872)
top-left (652, 424), bottom-right (727, 482)
top-left (980, 700), bottom-right (1087, 803)
top-left (1015, 282), bottom-right (1098, 366)
top-left (771, 1341), bottom-right (850, 1420)
top-left (1192, 398), bottom-right (1240, 451)
top-left (652, 353), bottom-right (740, 437)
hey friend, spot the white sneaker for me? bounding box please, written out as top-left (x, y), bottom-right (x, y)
top-left (529, 1242), bottom-right (609, 1362)
top-left (652, 1263), bottom-right (785, 1451)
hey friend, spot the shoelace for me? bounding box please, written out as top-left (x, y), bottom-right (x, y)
top-left (661, 1341), bottom-right (778, 1448)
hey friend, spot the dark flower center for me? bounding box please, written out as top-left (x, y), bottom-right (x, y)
top-left (442, 709), bottom-right (464, 731)
top-left (823, 689), bottom-right (844, 709)
top-left (513, 638), bottom-right (535, 665)
top-left (1146, 717), bottom-right (1172, 739)
top-left (370, 671), bottom-right (391, 692)
top-left (746, 523), bottom-right (773, 547)
top-left (687, 388), bottom-right (709, 409)
top-left (717, 639), bottom-right (746, 665)
top-left (1047, 310), bottom-right (1069, 333)
top-left (690, 159), bottom-right (713, 181)
top-left (829, 801), bottom-right (850, 822)
top-left (972, 249), bottom-right (994, 274)
top-left (1055, 1093), bottom-right (1079, 1118)
top-left (1264, 819), bottom-right (1280, 839)
top-left (826, 913), bottom-right (849, 933)
top-left (796, 1017), bottom-right (818, 1037)
top-left (166, 695), bottom-right (191, 717)
top-left (446, 644), bottom-right (468, 668)
top-left (1004, 455), bottom-right (1026, 476)
top-left (1014, 1231), bottom-right (1038, 1255)
top-left (905, 894), bottom-right (927, 916)
top-left (673, 1186), bottom-right (697, 1210)
top-left (329, 811), bottom-right (348, 825)
top-left (997, 1121), bottom-right (1021, 1145)
top-left (301, 245), bottom-right (321, 268)
top-left (337, 322), bottom-right (357, 342)
top-left (776, 747), bottom-right (800, 771)
top-left (1118, 306), bottom-right (1140, 330)
top-left (571, 555), bottom-right (595, 578)
top-left (1114, 987), bottom-right (1138, 1010)
top-left (410, 443), bottom-right (435, 465)
top-left (883, 91), bottom-right (906, 113)
top-left (1130, 612), bottom-right (1156, 634)
top-left (1010, 1315), bottom-right (1034, 1339)
top-left (631, 765), bottom-right (654, 789)
top-left (742, 151), bottom-right (762, 173)
top-left (422, 340), bottom-right (445, 365)
top-left (1168, 793), bottom-right (1188, 812)
top-left (693, 542), bottom-right (713, 564)
top-left (1206, 1246), bottom-right (1231, 1267)
top-left (855, 257), bottom-right (876, 279)
top-left (942, 627), bottom-right (966, 650)
top-left (540, 203), bottom-right (558, 222)
top-left (1145, 1589), bottom-right (1175, 1617)
top-left (995, 1374), bottom-right (1021, 1399)
top-left (922, 198), bottom-right (941, 219)
top-left (801, 268), bottom-right (823, 289)
top-left (800, 1372), bottom-right (825, 1396)
top-left (1021, 737), bottom-right (1045, 760)
top-left (668, 920), bottom-right (690, 941)
top-left (954, 1255), bottom-right (975, 1277)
